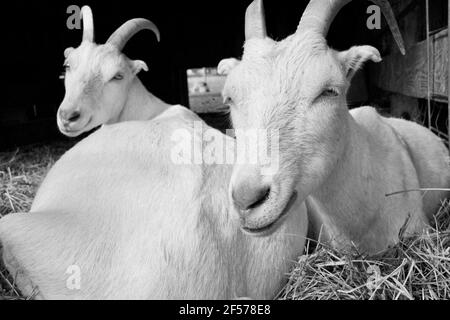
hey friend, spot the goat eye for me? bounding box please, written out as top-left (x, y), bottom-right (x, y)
top-left (223, 96), bottom-right (233, 106)
top-left (113, 73), bottom-right (124, 81)
top-left (321, 88), bottom-right (339, 97)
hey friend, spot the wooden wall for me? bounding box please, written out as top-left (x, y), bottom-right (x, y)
top-left (370, 0), bottom-right (449, 147)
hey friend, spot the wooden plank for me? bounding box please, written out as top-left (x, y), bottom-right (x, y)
top-left (371, 29), bottom-right (448, 101)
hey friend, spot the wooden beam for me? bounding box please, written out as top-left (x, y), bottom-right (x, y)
top-left (371, 29), bottom-right (448, 101)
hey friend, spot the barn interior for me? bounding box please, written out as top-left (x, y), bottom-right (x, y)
top-left (1, 0), bottom-right (449, 150)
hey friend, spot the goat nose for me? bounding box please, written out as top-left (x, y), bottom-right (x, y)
top-left (232, 184), bottom-right (271, 212)
top-left (60, 110), bottom-right (81, 123)
top-left (67, 111), bottom-right (81, 122)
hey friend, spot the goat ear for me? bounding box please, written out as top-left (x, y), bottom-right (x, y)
top-left (338, 46), bottom-right (382, 80)
top-left (131, 60), bottom-right (149, 75)
top-left (64, 47), bottom-right (74, 58)
top-left (218, 58), bottom-right (241, 75)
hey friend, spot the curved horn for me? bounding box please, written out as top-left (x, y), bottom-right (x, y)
top-left (245, 0), bottom-right (267, 40)
top-left (298, 0), bottom-right (405, 55)
top-left (107, 18), bottom-right (160, 51)
top-left (81, 6), bottom-right (94, 43)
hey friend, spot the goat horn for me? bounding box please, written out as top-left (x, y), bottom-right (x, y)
top-left (107, 18), bottom-right (160, 51)
top-left (81, 6), bottom-right (94, 43)
top-left (245, 0), bottom-right (267, 40)
top-left (298, 0), bottom-right (406, 55)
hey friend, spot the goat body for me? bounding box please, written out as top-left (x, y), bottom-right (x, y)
top-left (0, 113), bottom-right (308, 299)
top-left (307, 107), bottom-right (443, 252)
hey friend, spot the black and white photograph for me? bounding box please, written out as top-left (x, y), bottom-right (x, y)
top-left (0, 0), bottom-right (449, 304)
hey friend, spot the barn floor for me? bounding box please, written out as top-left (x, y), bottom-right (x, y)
top-left (0, 142), bottom-right (449, 300)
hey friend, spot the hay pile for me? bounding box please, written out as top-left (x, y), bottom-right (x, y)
top-left (279, 200), bottom-right (450, 300)
top-left (0, 142), bottom-right (449, 300)
top-left (0, 142), bottom-right (73, 300)
top-left (0, 142), bottom-right (73, 216)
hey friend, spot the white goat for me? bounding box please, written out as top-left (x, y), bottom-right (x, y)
top-left (221, 0), bottom-right (450, 253)
top-left (0, 6), bottom-right (309, 299)
top-left (57, 6), bottom-right (189, 137)
top-left (0, 116), bottom-right (308, 299)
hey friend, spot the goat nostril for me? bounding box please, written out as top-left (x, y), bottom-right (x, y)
top-left (67, 111), bottom-right (81, 122)
top-left (233, 186), bottom-right (271, 212)
top-left (248, 187), bottom-right (271, 209)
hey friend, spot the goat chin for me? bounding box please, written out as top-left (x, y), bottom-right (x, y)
top-left (0, 110), bottom-right (308, 300)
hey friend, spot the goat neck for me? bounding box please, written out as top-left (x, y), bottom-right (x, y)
top-left (112, 77), bottom-right (172, 123)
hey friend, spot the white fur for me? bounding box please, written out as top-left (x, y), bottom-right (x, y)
top-left (218, 58), bottom-right (241, 76)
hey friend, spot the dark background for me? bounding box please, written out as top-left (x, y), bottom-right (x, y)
top-left (1, 0), bottom-right (448, 149)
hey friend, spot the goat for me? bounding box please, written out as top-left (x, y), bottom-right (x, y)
top-left (0, 6), bottom-right (309, 299)
top-left (221, 0), bottom-right (450, 254)
top-left (0, 116), bottom-right (308, 299)
top-left (57, 6), bottom-right (189, 137)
